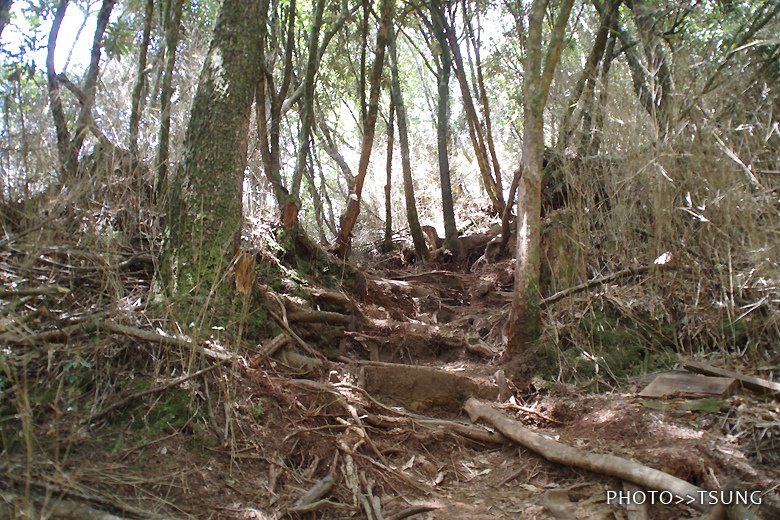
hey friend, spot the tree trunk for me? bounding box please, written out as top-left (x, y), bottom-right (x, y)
top-left (155, 0), bottom-right (183, 199)
top-left (290, 0), bottom-right (326, 207)
top-left (506, 0), bottom-right (574, 360)
top-left (256, 0), bottom-right (296, 209)
top-left (46, 0), bottom-right (116, 180)
top-left (465, 4), bottom-right (503, 206)
top-left (129, 0), bottom-right (154, 158)
top-left (303, 142), bottom-right (327, 243)
top-left (317, 118), bottom-right (355, 195)
top-left (0, 0), bottom-right (12, 41)
top-left (46, 0), bottom-right (71, 179)
top-left (585, 30), bottom-right (616, 155)
top-left (334, 0), bottom-right (394, 259)
top-left (557, 0), bottom-right (615, 151)
top-left (628, 0), bottom-right (673, 135)
top-left (159, 0), bottom-right (261, 327)
top-left (389, 25), bottom-right (428, 263)
top-left (430, 0), bottom-right (459, 254)
top-left (383, 101), bottom-right (395, 250)
top-left (444, 9), bottom-right (503, 214)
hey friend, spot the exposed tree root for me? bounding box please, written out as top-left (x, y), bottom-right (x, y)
top-left (464, 398), bottom-right (763, 518)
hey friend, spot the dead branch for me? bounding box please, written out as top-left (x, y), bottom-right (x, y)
top-left (291, 474), bottom-right (335, 509)
top-left (465, 398), bottom-right (712, 511)
top-left (0, 285), bottom-right (70, 298)
top-left (267, 308), bottom-right (329, 362)
top-left (100, 320), bottom-right (233, 361)
top-left (541, 265), bottom-right (660, 307)
top-left (287, 309), bottom-right (352, 325)
top-left (385, 505), bottom-right (439, 520)
top-left (258, 333), bottom-right (292, 357)
top-left (0, 473), bottom-right (164, 519)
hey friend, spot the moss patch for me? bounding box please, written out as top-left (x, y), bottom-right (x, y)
top-left (131, 388), bottom-right (198, 436)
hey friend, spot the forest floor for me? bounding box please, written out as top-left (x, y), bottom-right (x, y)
top-left (1, 216), bottom-right (779, 519)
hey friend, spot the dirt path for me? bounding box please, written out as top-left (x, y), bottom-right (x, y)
top-left (3, 248), bottom-right (778, 519)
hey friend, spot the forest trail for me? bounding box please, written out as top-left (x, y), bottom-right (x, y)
top-left (1, 223), bottom-right (778, 519)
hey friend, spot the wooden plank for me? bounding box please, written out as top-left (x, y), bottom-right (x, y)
top-left (683, 360), bottom-right (780, 398)
top-left (638, 372), bottom-right (737, 398)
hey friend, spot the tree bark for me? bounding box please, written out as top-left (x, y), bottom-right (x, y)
top-left (0, 0), bottom-right (12, 41)
top-left (290, 0), bottom-right (326, 205)
top-left (506, 0), bottom-right (574, 360)
top-left (557, 0), bottom-right (616, 151)
top-left (383, 101), bottom-right (395, 250)
top-left (129, 0), bottom-right (154, 158)
top-left (444, 8), bottom-right (503, 214)
top-left (256, 0), bottom-right (296, 209)
top-left (389, 25), bottom-right (428, 263)
top-left (429, 0), bottom-right (459, 255)
top-left (465, 4), bottom-right (503, 206)
top-left (46, 0), bottom-right (116, 180)
top-left (585, 29), bottom-right (617, 155)
top-left (334, 0), bottom-right (395, 259)
top-left (317, 118), bottom-right (355, 195)
top-left (159, 0), bottom-right (261, 326)
top-left (155, 0), bottom-right (183, 199)
top-left (46, 0), bottom-right (71, 179)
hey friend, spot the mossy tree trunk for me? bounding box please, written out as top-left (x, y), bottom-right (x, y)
top-left (159, 0), bottom-right (261, 327)
top-left (506, 0), bottom-right (574, 362)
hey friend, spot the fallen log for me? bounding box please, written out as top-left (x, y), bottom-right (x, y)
top-left (463, 398), bottom-right (761, 517)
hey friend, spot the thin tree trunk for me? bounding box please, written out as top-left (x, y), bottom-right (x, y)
top-left (358, 0), bottom-right (369, 127)
top-left (46, 0), bottom-right (116, 180)
top-left (585, 30), bottom-right (616, 155)
top-left (46, 0), bottom-right (71, 179)
top-left (334, 0), bottom-right (394, 259)
top-left (155, 0), bottom-right (183, 199)
top-left (507, 0), bottom-right (574, 360)
top-left (290, 0), bottom-right (326, 204)
top-left (466, 5), bottom-right (503, 205)
top-left (159, 0), bottom-right (261, 326)
top-left (257, 0), bottom-right (297, 211)
top-left (129, 0), bottom-right (154, 158)
top-left (557, 0), bottom-right (615, 151)
top-left (592, 0), bottom-right (661, 132)
top-left (430, 0), bottom-right (459, 254)
top-left (255, 0), bottom-right (288, 206)
top-left (317, 118), bottom-right (355, 195)
top-left (311, 142), bottom-right (337, 235)
top-left (0, 0), bottom-right (12, 41)
top-left (444, 10), bottom-right (502, 214)
top-left (499, 167), bottom-right (521, 252)
top-left (303, 141), bottom-right (327, 243)
top-left (629, 0), bottom-right (673, 135)
top-left (383, 101), bottom-right (395, 250)
top-left (389, 25), bottom-right (428, 262)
